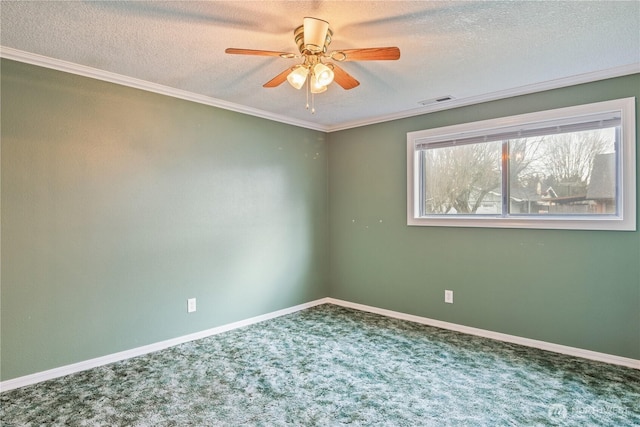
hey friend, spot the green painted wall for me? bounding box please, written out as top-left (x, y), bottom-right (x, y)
top-left (328, 74), bottom-right (640, 360)
top-left (1, 59), bottom-right (328, 380)
top-left (2, 59), bottom-right (638, 382)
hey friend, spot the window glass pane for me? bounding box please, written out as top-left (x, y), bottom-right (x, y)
top-left (508, 128), bottom-right (617, 215)
top-left (420, 141), bottom-right (502, 215)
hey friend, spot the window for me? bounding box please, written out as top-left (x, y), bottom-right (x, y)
top-left (407, 97), bottom-right (636, 230)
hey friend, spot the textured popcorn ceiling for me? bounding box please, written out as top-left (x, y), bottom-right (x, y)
top-left (1, 1), bottom-right (639, 130)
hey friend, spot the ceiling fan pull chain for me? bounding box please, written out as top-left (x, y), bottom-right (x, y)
top-left (306, 76), bottom-right (310, 111)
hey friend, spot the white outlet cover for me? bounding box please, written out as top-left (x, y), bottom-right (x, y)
top-left (187, 298), bottom-right (197, 313)
top-left (445, 290), bottom-right (454, 304)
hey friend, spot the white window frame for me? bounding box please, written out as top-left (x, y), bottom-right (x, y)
top-left (407, 97), bottom-right (636, 231)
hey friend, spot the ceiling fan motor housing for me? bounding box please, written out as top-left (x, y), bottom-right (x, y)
top-left (295, 17), bottom-right (333, 54)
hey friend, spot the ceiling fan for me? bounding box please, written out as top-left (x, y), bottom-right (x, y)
top-left (225, 17), bottom-right (400, 112)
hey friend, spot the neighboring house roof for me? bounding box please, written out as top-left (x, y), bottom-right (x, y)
top-left (510, 187), bottom-right (542, 202)
top-left (586, 153), bottom-right (616, 200)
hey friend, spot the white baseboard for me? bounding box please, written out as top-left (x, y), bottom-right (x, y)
top-left (327, 298), bottom-right (640, 370)
top-left (0, 298), bottom-right (330, 392)
top-left (3, 296), bottom-right (637, 392)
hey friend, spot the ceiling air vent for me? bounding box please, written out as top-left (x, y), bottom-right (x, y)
top-left (418, 96), bottom-right (455, 106)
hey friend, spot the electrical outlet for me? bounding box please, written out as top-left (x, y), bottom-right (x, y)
top-left (444, 290), bottom-right (454, 304)
top-left (187, 298), bottom-right (197, 313)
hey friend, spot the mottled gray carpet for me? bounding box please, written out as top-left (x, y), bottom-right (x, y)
top-left (1, 304), bottom-right (639, 426)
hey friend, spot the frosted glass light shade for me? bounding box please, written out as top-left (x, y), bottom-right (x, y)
top-left (287, 66), bottom-right (309, 90)
top-left (310, 76), bottom-right (327, 94)
top-left (313, 63), bottom-right (334, 86)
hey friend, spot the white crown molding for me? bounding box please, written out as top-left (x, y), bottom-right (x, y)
top-left (1, 46), bottom-right (638, 134)
top-left (327, 298), bottom-right (640, 370)
top-left (0, 298), bottom-right (330, 392)
top-left (326, 63), bottom-right (640, 132)
top-left (0, 46), bottom-right (327, 132)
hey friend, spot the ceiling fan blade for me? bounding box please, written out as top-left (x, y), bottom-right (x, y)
top-left (332, 47), bottom-right (400, 61)
top-left (330, 64), bottom-right (360, 90)
top-left (225, 48), bottom-right (295, 58)
top-left (263, 68), bottom-right (293, 88)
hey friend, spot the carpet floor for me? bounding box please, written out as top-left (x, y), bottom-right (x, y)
top-left (1, 304), bottom-right (639, 426)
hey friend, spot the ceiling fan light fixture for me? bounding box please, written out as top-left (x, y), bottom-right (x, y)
top-left (313, 63), bottom-right (334, 86)
top-left (303, 17), bottom-right (330, 53)
top-left (287, 66), bottom-right (309, 90)
top-left (226, 17), bottom-right (400, 113)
